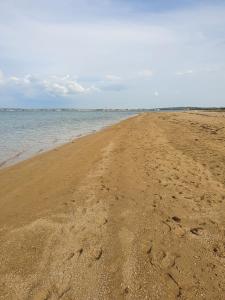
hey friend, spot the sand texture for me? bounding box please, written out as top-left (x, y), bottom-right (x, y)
top-left (0, 112), bottom-right (225, 299)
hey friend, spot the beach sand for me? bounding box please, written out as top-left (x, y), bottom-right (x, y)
top-left (0, 112), bottom-right (224, 299)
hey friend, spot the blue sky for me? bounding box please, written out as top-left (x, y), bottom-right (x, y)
top-left (0, 0), bottom-right (225, 108)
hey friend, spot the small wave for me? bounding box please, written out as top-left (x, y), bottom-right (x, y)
top-left (0, 150), bottom-right (25, 168)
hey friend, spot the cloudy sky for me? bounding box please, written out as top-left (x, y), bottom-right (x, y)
top-left (0, 0), bottom-right (225, 108)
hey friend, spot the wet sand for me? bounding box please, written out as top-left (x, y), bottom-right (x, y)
top-left (0, 112), bottom-right (224, 299)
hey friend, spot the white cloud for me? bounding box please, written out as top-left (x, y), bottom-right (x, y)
top-left (0, 74), bottom-right (97, 98)
top-left (154, 91), bottom-right (159, 97)
top-left (43, 75), bottom-right (87, 96)
top-left (138, 69), bottom-right (154, 78)
top-left (8, 74), bottom-right (35, 85)
top-left (105, 74), bottom-right (121, 81)
top-left (176, 70), bottom-right (194, 76)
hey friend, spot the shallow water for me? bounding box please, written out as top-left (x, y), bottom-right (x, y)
top-left (0, 110), bottom-right (137, 168)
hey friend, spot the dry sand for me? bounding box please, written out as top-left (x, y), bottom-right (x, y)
top-left (0, 112), bottom-right (224, 300)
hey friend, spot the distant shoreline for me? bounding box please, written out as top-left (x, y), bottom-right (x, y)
top-left (1, 106), bottom-right (225, 112)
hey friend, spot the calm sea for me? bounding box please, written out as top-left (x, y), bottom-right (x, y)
top-left (0, 110), bottom-right (137, 168)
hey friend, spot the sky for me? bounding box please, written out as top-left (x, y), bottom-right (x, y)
top-left (0, 0), bottom-right (225, 108)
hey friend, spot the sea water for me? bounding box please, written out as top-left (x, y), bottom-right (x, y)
top-left (0, 110), bottom-right (137, 168)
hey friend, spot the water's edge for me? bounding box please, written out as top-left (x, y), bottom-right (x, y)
top-left (0, 112), bottom-right (138, 169)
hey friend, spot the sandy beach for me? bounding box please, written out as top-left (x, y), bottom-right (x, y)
top-left (0, 111), bottom-right (224, 299)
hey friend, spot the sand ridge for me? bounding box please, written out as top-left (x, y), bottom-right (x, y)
top-left (0, 112), bottom-right (224, 299)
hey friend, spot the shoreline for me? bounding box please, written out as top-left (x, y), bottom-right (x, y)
top-left (0, 113), bottom-right (138, 170)
top-left (0, 111), bottom-right (224, 299)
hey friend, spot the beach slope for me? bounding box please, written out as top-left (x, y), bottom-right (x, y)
top-left (0, 112), bottom-right (225, 299)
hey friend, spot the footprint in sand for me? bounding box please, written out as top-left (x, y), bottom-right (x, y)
top-left (169, 218), bottom-right (186, 237)
top-left (147, 245), bottom-right (177, 270)
top-left (172, 216), bottom-right (181, 223)
top-left (123, 287), bottom-right (129, 295)
top-left (190, 227), bottom-right (204, 236)
top-left (91, 247), bottom-right (103, 260)
top-left (161, 253), bottom-right (178, 269)
top-left (78, 248), bottom-right (83, 257)
top-left (102, 218), bottom-right (108, 225)
top-left (67, 252), bottom-right (75, 260)
top-left (212, 243), bottom-right (225, 258)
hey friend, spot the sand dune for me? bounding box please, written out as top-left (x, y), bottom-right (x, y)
top-left (0, 112), bottom-right (225, 299)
